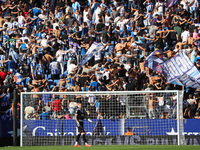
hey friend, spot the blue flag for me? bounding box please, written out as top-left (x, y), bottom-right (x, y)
top-left (144, 51), bottom-right (164, 74)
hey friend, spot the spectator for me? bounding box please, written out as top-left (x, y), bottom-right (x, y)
top-left (184, 105), bottom-right (192, 119)
top-left (0, 68), bottom-right (6, 84)
top-left (125, 127), bottom-right (133, 136)
top-left (38, 108), bottom-right (50, 120)
top-left (89, 76), bottom-right (101, 91)
top-left (49, 58), bottom-right (60, 81)
top-left (0, 89), bottom-right (11, 120)
top-left (24, 101), bottom-right (35, 120)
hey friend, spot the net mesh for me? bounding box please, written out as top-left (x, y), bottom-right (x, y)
top-left (21, 91), bottom-right (185, 146)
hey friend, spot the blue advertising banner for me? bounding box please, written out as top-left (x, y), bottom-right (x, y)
top-left (23, 119), bottom-right (124, 136)
top-left (1, 119), bottom-right (200, 137)
top-left (125, 119), bottom-right (177, 136)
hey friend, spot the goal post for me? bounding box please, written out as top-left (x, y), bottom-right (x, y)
top-left (20, 90), bottom-right (185, 146)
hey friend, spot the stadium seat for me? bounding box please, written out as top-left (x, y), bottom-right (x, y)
top-left (25, 78), bottom-right (29, 85)
top-left (45, 74), bottom-right (48, 80)
top-left (48, 80), bottom-right (54, 86)
top-left (50, 85), bottom-right (54, 89)
top-left (48, 74), bottom-right (51, 79)
top-left (54, 80), bottom-right (60, 86)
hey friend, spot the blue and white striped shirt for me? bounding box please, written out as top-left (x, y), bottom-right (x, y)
top-left (189, 0), bottom-right (198, 11)
top-left (14, 72), bottom-right (23, 84)
top-left (0, 55), bottom-right (5, 61)
top-left (36, 64), bottom-right (45, 75)
top-left (0, 61), bottom-right (3, 67)
top-left (9, 50), bottom-right (19, 64)
top-left (49, 61), bottom-right (60, 75)
top-left (146, 2), bottom-right (154, 13)
top-left (11, 22), bottom-right (19, 29)
top-left (72, 1), bottom-right (80, 13)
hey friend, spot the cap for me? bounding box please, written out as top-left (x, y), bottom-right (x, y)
top-left (7, 71), bottom-right (11, 75)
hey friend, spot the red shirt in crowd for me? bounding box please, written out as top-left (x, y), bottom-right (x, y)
top-left (0, 71), bottom-right (6, 84)
top-left (51, 99), bottom-right (62, 112)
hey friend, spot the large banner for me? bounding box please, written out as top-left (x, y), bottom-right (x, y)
top-left (163, 51), bottom-right (200, 89)
top-left (1, 119), bottom-right (199, 137)
top-left (1, 119), bottom-right (200, 145)
top-left (145, 51), bottom-right (200, 89)
top-left (2, 119), bottom-right (200, 137)
top-left (23, 119), bottom-right (124, 136)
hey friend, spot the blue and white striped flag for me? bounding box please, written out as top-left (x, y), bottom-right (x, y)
top-left (163, 51), bottom-right (200, 89)
top-left (80, 42), bottom-right (104, 67)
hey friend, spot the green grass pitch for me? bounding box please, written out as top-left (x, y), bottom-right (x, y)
top-left (1, 145), bottom-right (200, 150)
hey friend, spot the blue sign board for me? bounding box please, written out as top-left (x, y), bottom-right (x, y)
top-left (1, 119), bottom-right (200, 137)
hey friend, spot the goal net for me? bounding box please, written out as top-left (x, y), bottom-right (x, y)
top-left (20, 91), bottom-right (185, 146)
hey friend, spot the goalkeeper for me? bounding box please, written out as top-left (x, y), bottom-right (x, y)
top-left (74, 103), bottom-right (93, 147)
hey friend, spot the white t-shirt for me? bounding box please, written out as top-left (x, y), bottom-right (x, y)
top-left (74, 13), bottom-right (82, 24)
top-left (25, 106), bottom-right (35, 120)
top-left (124, 63), bottom-right (131, 71)
top-left (56, 50), bottom-right (65, 62)
top-left (40, 39), bottom-right (48, 47)
top-left (67, 64), bottom-right (76, 74)
top-left (117, 6), bottom-right (125, 17)
top-left (3, 22), bottom-right (12, 29)
top-left (180, 0), bottom-right (189, 11)
top-left (38, 14), bottom-right (47, 20)
top-left (102, 71), bottom-right (110, 80)
top-left (181, 31), bottom-right (190, 43)
top-left (94, 8), bottom-right (101, 21)
top-left (119, 95), bottom-right (126, 105)
top-left (187, 98), bottom-right (195, 105)
top-left (156, 2), bottom-right (164, 14)
top-left (157, 97), bottom-right (164, 106)
top-left (53, 23), bottom-right (59, 30)
top-left (114, 16), bottom-right (121, 24)
top-left (95, 49), bottom-right (102, 61)
top-left (18, 16), bottom-right (25, 26)
top-left (20, 37), bottom-right (30, 42)
top-left (85, 18), bottom-right (92, 29)
top-left (117, 20), bottom-right (126, 31)
top-left (69, 102), bottom-right (77, 108)
top-left (86, 94), bottom-right (96, 106)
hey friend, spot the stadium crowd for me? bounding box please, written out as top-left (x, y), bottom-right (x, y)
top-left (0, 0), bottom-right (200, 121)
